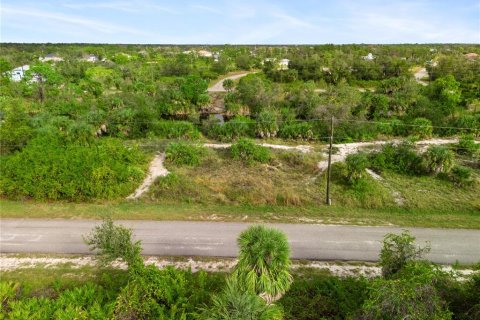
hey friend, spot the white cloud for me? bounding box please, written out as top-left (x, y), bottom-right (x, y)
top-left (1, 5), bottom-right (147, 35)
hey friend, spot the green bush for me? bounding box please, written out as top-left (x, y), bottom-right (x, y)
top-left (278, 122), bottom-right (314, 140)
top-left (165, 142), bottom-right (205, 166)
top-left (345, 153), bottom-right (370, 182)
top-left (369, 142), bottom-right (426, 175)
top-left (0, 134), bottom-right (145, 200)
top-left (424, 145), bottom-right (454, 174)
top-left (152, 120), bottom-right (200, 139)
top-left (230, 138), bottom-right (271, 165)
top-left (203, 278), bottom-right (283, 320)
top-left (280, 275), bottom-right (368, 320)
top-left (449, 165), bottom-right (473, 187)
top-left (203, 116), bottom-right (254, 141)
top-left (457, 135), bottom-right (479, 156)
top-left (379, 230), bottom-right (431, 279)
top-left (410, 117), bottom-right (433, 138)
top-left (361, 277), bottom-right (452, 320)
top-left (255, 110), bottom-right (278, 138)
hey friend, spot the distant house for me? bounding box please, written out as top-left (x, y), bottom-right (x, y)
top-left (279, 58), bottom-right (290, 70)
top-left (362, 53), bottom-right (375, 61)
top-left (39, 53), bottom-right (64, 62)
top-left (464, 53), bottom-right (479, 59)
top-left (9, 65), bottom-right (30, 82)
top-left (82, 54), bottom-right (98, 62)
top-left (198, 50), bottom-right (213, 58)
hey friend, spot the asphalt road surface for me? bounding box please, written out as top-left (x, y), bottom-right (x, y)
top-left (1, 220), bottom-right (479, 264)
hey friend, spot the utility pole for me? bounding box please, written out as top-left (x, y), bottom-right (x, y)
top-left (326, 116), bottom-right (334, 205)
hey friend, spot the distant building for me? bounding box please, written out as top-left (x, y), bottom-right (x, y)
top-left (198, 50), bottom-right (213, 58)
top-left (9, 65), bottom-right (29, 82)
top-left (279, 58), bottom-right (290, 70)
top-left (82, 54), bottom-right (98, 62)
top-left (362, 53), bottom-right (375, 61)
top-left (465, 53), bottom-right (479, 59)
top-left (39, 53), bottom-right (64, 62)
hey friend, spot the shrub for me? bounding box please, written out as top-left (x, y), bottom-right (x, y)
top-left (278, 122), bottom-right (314, 140)
top-left (233, 225), bottom-right (292, 302)
top-left (152, 120), bottom-right (200, 139)
top-left (84, 217), bottom-right (142, 268)
top-left (280, 275), bottom-right (368, 320)
top-left (230, 138), bottom-right (271, 165)
top-left (457, 135), bottom-right (479, 156)
top-left (379, 230), bottom-right (431, 279)
top-left (361, 277), bottom-right (452, 320)
top-left (369, 142), bottom-right (426, 175)
top-left (0, 134), bottom-right (145, 200)
top-left (203, 278), bottom-right (283, 320)
top-left (424, 145), bottom-right (454, 174)
top-left (345, 153), bottom-right (369, 182)
top-left (410, 117), bottom-right (433, 138)
top-left (203, 116), bottom-right (254, 141)
top-left (449, 165), bottom-right (473, 187)
top-left (255, 110), bottom-right (278, 138)
top-left (165, 141), bottom-right (205, 166)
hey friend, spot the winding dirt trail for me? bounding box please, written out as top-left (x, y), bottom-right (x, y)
top-left (127, 153), bottom-right (168, 200)
top-left (317, 138), bottom-right (461, 170)
top-left (414, 67), bottom-right (429, 86)
top-left (207, 72), bottom-right (255, 92)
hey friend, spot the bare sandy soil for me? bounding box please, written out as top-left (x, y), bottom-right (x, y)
top-left (1, 255), bottom-right (474, 279)
top-left (127, 153), bottom-right (168, 200)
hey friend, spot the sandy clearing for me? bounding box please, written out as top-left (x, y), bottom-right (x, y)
top-left (203, 142), bottom-right (313, 153)
top-left (414, 67), bottom-right (429, 86)
top-left (127, 153), bottom-right (168, 200)
top-left (1, 255), bottom-right (475, 279)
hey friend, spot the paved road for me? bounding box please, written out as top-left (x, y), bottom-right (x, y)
top-left (207, 72), bottom-right (253, 92)
top-left (1, 220), bottom-right (479, 264)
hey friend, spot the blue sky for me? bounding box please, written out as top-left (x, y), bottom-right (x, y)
top-left (1, 0), bottom-right (479, 44)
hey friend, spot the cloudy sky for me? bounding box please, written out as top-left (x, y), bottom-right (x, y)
top-left (1, 0), bottom-right (479, 44)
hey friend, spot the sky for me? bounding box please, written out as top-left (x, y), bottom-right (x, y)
top-left (1, 0), bottom-right (479, 44)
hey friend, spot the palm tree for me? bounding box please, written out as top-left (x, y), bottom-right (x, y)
top-left (233, 225), bottom-right (293, 303)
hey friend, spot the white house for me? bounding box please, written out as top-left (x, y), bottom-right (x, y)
top-left (362, 53), bottom-right (375, 61)
top-left (9, 65), bottom-right (30, 82)
top-left (39, 53), bottom-right (64, 62)
top-left (198, 50), bottom-right (213, 58)
top-left (82, 54), bottom-right (98, 62)
top-left (279, 58), bottom-right (290, 70)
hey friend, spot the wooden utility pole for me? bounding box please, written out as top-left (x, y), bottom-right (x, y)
top-left (326, 116), bottom-right (334, 205)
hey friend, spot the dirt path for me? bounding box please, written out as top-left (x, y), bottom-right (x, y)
top-left (317, 138), bottom-right (460, 170)
top-left (127, 153), bottom-right (168, 200)
top-left (207, 72), bottom-right (255, 92)
top-left (204, 142), bottom-right (313, 153)
top-left (414, 67), bottom-right (429, 86)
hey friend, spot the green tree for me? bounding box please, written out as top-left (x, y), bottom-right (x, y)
top-left (180, 75), bottom-right (208, 105)
top-left (379, 230), bottom-right (430, 279)
top-left (233, 225), bottom-right (293, 303)
top-left (25, 63), bottom-right (63, 102)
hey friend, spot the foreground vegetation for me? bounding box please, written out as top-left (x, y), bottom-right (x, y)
top-left (1, 221), bottom-right (479, 319)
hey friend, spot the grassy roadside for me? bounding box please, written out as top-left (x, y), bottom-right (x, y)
top-left (1, 199), bottom-right (479, 229)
